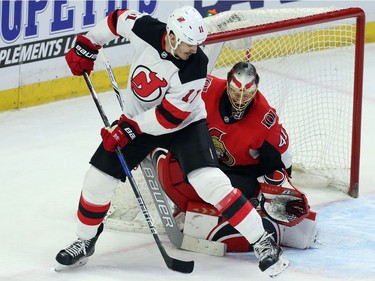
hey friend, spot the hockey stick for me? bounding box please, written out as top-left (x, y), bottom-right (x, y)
top-left (82, 71), bottom-right (194, 274)
top-left (99, 50), bottom-right (125, 111)
top-left (99, 49), bottom-right (226, 256)
top-left (140, 152), bottom-right (226, 256)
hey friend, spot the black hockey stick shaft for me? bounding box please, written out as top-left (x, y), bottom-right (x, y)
top-left (82, 71), bottom-right (194, 274)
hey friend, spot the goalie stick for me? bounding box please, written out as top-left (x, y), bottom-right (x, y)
top-left (82, 71), bottom-right (194, 274)
top-left (99, 49), bottom-right (226, 256)
top-left (140, 152), bottom-right (226, 256)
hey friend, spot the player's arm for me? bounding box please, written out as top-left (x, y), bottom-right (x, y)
top-left (100, 77), bottom-right (206, 151)
top-left (257, 106), bottom-right (291, 175)
top-left (65, 9), bottom-right (141, 76)
top-left (86, 9), bottom-right (142, 45)
top-left (257, 141), bottom-right (291, 176)
top-left (132, 76), bottom-right (207, 135)
top-left (255, 108), bottom-right (309, 226)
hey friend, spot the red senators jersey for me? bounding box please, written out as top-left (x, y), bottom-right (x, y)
top-left (202, 75), bottom-right (290, 167)
top-left (85, 9), bottom-right (208, 135)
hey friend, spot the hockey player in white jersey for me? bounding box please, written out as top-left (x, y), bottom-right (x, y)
top-left (55, 6), bottom-right (288, 276)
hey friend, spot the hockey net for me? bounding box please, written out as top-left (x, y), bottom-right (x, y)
top-left (105, 7), bottom-right (365, 233)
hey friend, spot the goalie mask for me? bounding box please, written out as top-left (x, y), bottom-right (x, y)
top-left (166, 6), bottom-right (208, 57)
top-left (227, 62), bottom-right (259, 120)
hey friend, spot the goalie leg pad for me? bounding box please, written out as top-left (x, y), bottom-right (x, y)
top-left (157, 151), bottom-right (203, 212)
top-left (279, 210), bottom-right (319, 249)
top-left (182, 201), bottom-right (220, 240)
top-left (207, 211), bottom-right (282, 252)
top-left (181, 201), bottom-right (254, 252)
top-left (188, 168), bottom-right (265, 244)
top-left (208, 221), bottom-right (251, 252)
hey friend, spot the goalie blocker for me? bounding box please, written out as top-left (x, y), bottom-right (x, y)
top-left (154, 149), bottom-right (319, 252)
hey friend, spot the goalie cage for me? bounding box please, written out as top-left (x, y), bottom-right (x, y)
top-left (105, 7), bottom-right (365, 234)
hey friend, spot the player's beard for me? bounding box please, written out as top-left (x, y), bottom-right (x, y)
top-left (178, 52), bottom-right (194, 60)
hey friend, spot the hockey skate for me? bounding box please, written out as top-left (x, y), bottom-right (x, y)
top-left (253, 231), bottom-right (289, 277)
top-left (55, 223), bottom-right (104, 272)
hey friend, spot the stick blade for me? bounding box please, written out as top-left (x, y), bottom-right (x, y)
top-left (167, 258), bottom-right (194, 273)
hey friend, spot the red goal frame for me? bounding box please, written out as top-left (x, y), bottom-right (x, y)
top-left (204, 8), bottom-right (365, 198)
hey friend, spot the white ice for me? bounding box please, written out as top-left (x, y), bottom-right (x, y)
top-left (1, 43), bottom-right (375, 281)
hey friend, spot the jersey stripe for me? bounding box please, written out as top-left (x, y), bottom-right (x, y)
top-left (216, 188), bottom-right (253, 227)
top-left (77, 194), bottom-right (111, 225)
top-left (107, 9), bottom-right (127, 36)
top-left (225, 200), bottom-right (252, 226)
top-left (156, 98), bottom-right (190, 129)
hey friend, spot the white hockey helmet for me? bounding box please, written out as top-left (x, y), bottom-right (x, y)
top-left (227, 62), bottom-right (259, 120)
top-left (167, 6), bottom-right (208, 48)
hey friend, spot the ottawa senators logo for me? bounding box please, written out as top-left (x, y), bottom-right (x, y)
top-left (261, 109), bottom-right (276, 129)
top-left (210, 128), bottom-right (235, 166)
top-left (131, 65), bottom-right (168, 102)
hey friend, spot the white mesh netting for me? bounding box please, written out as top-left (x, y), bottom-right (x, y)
top-left (105, 7), bottom-right (363, 232)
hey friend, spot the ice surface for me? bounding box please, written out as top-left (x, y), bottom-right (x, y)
top-left (0, 43), bottom-right (374, 281)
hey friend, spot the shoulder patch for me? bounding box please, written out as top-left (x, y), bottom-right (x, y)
top-left (203, 76), bottom-right (213, 93)
top-left (261, 109), bottom-right (276, 129)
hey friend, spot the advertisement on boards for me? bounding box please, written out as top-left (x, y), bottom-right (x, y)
top-left (0, 0), bottom-right (373, 110)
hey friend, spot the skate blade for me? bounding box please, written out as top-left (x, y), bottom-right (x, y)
top-left (264, 255), bottom-right (289, 278)
top-left (54, 257), bottom-right (89, 272)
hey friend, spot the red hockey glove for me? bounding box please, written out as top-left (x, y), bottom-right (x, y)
top-left (100, 114), bottom-right (142, 152)
top-left (65, 35), bottom-right (101, 76)
top-left (286, 199), bottom-right (308, 218)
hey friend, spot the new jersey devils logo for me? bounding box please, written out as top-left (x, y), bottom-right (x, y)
top-left (131, 65), bottom-right (168, 102)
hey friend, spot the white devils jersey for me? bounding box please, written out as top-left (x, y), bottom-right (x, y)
top-left (85, 9), bottom-right (208, 135)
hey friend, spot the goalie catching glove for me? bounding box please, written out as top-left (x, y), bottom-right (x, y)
top-left (101, 114), bottom-right (141, 151)
top-left (259, 169), bottom-right (309, 227)
top-left (65, 35), bottom-right (101, 76)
